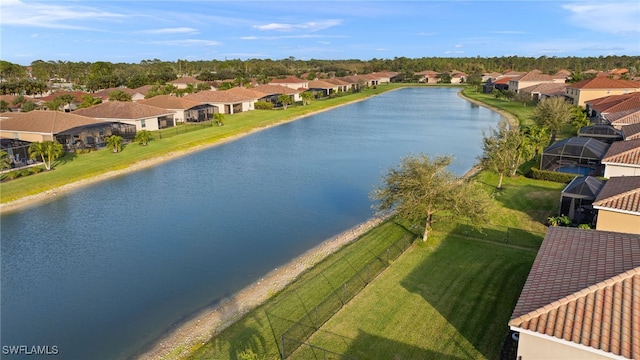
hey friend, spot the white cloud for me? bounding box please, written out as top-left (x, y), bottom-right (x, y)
top-left (140, 27), bottom-right (200, 35)
top-left (152, 39), bottom-right (220, 47)
top-left (562, 2), bottom-right (640, 34)
top-left (241, 34), bottom-right (346, 41)
top-left (253, 19), bottom-right (342, 32)
top-left (0, 0), bottom-right (126, 30)
top-left (417, 32), bottom-right (437, 36)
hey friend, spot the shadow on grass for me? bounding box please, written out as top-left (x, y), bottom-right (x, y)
top-left (400, 236), bottom-right (535, 359)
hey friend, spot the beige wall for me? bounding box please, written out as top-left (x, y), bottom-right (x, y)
top-left (595, 209), bottom-right (640, 234)
top-left (517, 332), bottom-right (615, 360)
top-left (603, 164), bottom-right (640, 178)
top-left (0, 131), bottom-right (52, 143)
top-left (567, 88), bottom-right (640, 107)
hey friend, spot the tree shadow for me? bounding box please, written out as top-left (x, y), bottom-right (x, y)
top-left (399, 236), bottom-right (535, 359)
top-left (343, 330), bottom-right (467, 360)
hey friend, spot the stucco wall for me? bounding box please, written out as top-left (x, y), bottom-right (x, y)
top-left (0, 131), bottom-right (51, 143)
top-left (595, 209), bottom-right (640, 234)
top-left (604, 164), bottom-right (640, 178)
top-left (571, 89), bottom-right (640, 107)
top-left (517, 332), bottom-right (614, 360)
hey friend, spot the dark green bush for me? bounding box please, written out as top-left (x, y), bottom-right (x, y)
top-left (254, 101), bottom-right (274, 110)
top-left (529, 167), bottom-right (577, 183)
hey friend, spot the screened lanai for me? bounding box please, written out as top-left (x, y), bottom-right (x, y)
top-left (541, 137), bottom-right (609, 176)
top-left (560, 176), bottom-right (605, 225)
top-left (578, 125), bottom-right (623, 144)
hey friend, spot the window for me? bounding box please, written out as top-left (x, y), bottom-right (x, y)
top-left (141, 119), bottom-right (146, 128)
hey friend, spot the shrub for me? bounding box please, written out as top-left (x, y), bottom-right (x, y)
top-left (255, 101), bottom-right (274, 110)
top-left (529, 167), bottom-right (577, 183)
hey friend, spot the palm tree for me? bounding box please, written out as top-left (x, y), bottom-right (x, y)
top-left (134, 130), bottom-right (153, 146)
top-left (214, 113), bottom-right (225, 126)
top-left (277, 94), bottom-right (292, 110)
top-left (521, 124), bottom-right (550, 162)
top-left (301, 91), bottom-right (313, 105)
top-left (0, 150), bottom-right (12, 169)
top-left (57, 94), bottom-right (76, 111)
top-left (28, 140), bottom-right (64, 170)
top-left (105, 135), bottom-right (123, 153)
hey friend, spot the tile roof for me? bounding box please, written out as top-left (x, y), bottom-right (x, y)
top-left (252, 84), bottom-right (299, 95)
top-left (133, 85), bottom-right (154, 96)
top-left (586, 92), bottom-right (640, 111)
top-left (307, 80), bottom-right (339, 89)
top-left (324, 78), bottom-right (350, 86)
top-left (621, 123), bottom-right (640, 140)
top-left (516, 69), bottom-right (555, 82)
top-left (184, 87), bottom-right (262, 103)
top-left (509, 227), bottom-right (640, 359)
top-left (605, 109), bottom-right (640, 126)
top-left (169, 76), bottom-right (205, 85)
top-left (519, 82), bottom-right (567, 96)
top-left (137, 95), bottom-right (205, 110)
top-left (602, 139), bottom-right (640, 166)
top-left (567, 76), bottom-right (640, 90)
top-left (72, 101), bottom-right (173, 120)
top-left (0, 110), bottom-right (108, 134)
top-left (39, 91), bottom-right (87, 103)
top-left (268, 76), bottom-right (307, 84)
top-left (593, 176), bottom-right (640, 214)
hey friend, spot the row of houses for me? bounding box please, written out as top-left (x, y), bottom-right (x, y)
top-left (508, 86), bottom-right (640, 359)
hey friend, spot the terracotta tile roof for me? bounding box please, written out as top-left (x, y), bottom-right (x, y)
top-left (133, 85), bottom-right (154, 96)
top-left (72, 101), bottom-right (173, 120)
top-left (268, 76), bottom-right (306, 84)
top-left (415, 70), bottom-right (440, 76)
top-left (252, 84), bottom-right (299, 95)
top-left (169, 76), bottom-right (205, 85)
top-left (324, 78), bottom-right (350, 86)
top-left (622, 123), bottom-right (640, 140)
top-left (0, 110), bottom-right (108, 134)
top-left (520, 83), bottom-right (567, 96)
top-left (39, 91), bottom-right (87, 103)
top-left (0, 95), bottom-right (36, 104)
top-left (515, 69), bottom-right (555, 82)
top-left (567, 76), bottom-right (640, 90)
top-left (587, 93), bottom-right (640, 113)
top-left (593, 176), bottom-right (640, 214)
top-left (307, 80), bottom-right (339, 89)
top-left (605, 109), bottom-right (640, 126)
top-left (602, 139), bottom-right (640, 166)
top-left (184, 87), bottom-right (262, 103)
top-left (509, 227), bottom-right (640, 358)
top-left (493, 77), bottom-right (511, 85)
top-left (137, 95), bottom-right (205, 110)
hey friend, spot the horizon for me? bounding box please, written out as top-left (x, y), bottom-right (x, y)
top-left (1, 0), bottom-right (639, 66)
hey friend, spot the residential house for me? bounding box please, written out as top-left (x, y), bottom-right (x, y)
top-left (559, 176), bottom-right (604, 225)
top-left (73, 101), bottom-right (175, 131)
top-left (252, 84), bottom-right (302, 105)
top-left (592, 175), bottom-right (640, 234)
top-left (414, 70), bottom-right (439, 83)
top-left (184, 87), bottom-right (262, 114)
top-left (601, 139), bottom-right (640, 178)
top-left (585, 92), bottom-right (640, 121)
top-left (0, 110), bottom-right (135, 154)
top-left (482, 77), bottom-right (510, 93)
top-left (508, 69), bottom-right (565, 93)
top-left (92, 87), bottom-right (146, 102)
top-left (0, 95), bottom-right (36, 112)
top-left (481, 72), bottom-right (502, 83)
top-left (37, 91), bottom-right (87, 111)
top-left (268, 76), bottom-right (308, 90)
top-left (450, 71), bottom-right (468, 84)
top-left (324, 78), bottom-right (350, 93)
top-left (519, 82), bottom-right (567, 101)
top-left (307, 80), bottom-right (340, 97)
top-left (169, 76), bottom-right (209, 90)
top-left (370, 71), bottom-right (399, 84)
top-left (509, 226), bottom-right (640, 360)
top-left (540, 137), bottom-right (609, 176)
top-left (138, 95), bottom-right (216, 123)
top-left (565, 76), bottom-right (640, 107)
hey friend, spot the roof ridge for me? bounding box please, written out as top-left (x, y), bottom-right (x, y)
top-left (596, 186), bottom-right (640, 204)
top-left (510, 266), bottom-right (640, 326)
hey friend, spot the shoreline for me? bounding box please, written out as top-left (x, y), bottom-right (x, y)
top-left (135, 212), bottom-right (392, 360)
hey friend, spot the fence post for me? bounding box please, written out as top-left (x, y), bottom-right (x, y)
top-left (281, 334), bottom-right (286, 360)
top-left (505, 227), bottom-right (510, 244)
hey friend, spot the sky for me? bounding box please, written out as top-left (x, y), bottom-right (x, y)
top-left (1, 0), bottom-right (639, 65)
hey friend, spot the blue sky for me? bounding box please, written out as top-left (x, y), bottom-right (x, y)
top-left (1, 0), bottom-right (639, 65)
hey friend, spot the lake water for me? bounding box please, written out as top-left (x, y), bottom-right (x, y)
top-left (0, 87), bottom-right (502, 359)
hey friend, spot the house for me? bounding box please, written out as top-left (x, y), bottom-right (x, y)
top-left (450, 71), bottom-right (468, 84)
top-left (37, 90), bottom-right (87, 111)
top-left (483, 77), bottom-right (510, 93)
top-left (518, 82), bottom-right (567, 101)
top-left (585, 92), bottom-right (640, 122)
top-left (540, 137), bottom-right (609, 176)
top-left (307, 80), bottom-right (340, 97)
top-left (601, 139), bottom-right (640, 178)
top-left (168, 76), bottom-right (209, 90)
top-left (324, 78), bottom-right (350, 93)
top-left (0, 110), bottom-right (136, 154)
top-left (414, 70), bottom-right (440, 83)
top-left (509, 226), bottom-right (640, 360)
top-left (92, 87), bottom-right (146, 102)
top-left (184, 87), bottom-right (262, 114)
top-left (508, 69), bottom-right (565, 93)
top-left (0, 95), bottom-right (37, 112)
top-left (592, 175), bottom-right (640, 234)
top-left (481, 72), bottom-right (502, 82)
top-left (371, 71), bottom-right (399, 84)
top-left (603, 109), bottom-right (640, 129)
top-left (621, 123), bottom-right (640, 140)
top-left (565, 76), bottom-right (640, 107)
top-left (138, 95), bottom-right (216, 123)
top-left (252, 84), bottom-right (301, 104)
top-left (73, 101), bottom-right (175, 131)
top-left (268, 76), bottom-right (308, 90)
top-left (559, 176), bottom-right (604, 225)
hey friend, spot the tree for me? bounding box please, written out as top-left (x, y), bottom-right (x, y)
top-left (0, 150), bottom-right (11, 169)
top-left (108, 90), bottom-right (132, 102)
top-left (479, 119), bottom-right (524, 189)
top-left (57, 94), bottom-right (76, 111)
top-left (371, 154), bottom-right (492, 242)
top-left (532, 96), bottom-right (573, 143)
top-left (301, 91), bottom-right (313, 105)
top-left (570, 106), bottom-right (591, 135)
top-left (213, 113), bottom-right (225, 126)
top-left (521, 124), bottom-right (550, 162)
top-left (105, 135), bottom-right (123, 153)
top-left (0, 100), bottom-right (10, 113)
top-left (277, 94), bottom-right (292, 110)
top-left (28, 140), bottom-right (64, 170)
top-left (21, 101), bottom-right (37, 112)
top-left (134, 130), bottom-right (153, 146)
top-left (78, 94), bottom-right (102, 109)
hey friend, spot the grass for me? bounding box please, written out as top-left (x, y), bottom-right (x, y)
top-left (187, 170), bottom-right (563, 360)
top-left (0, 85), bottom-right (401, 203)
